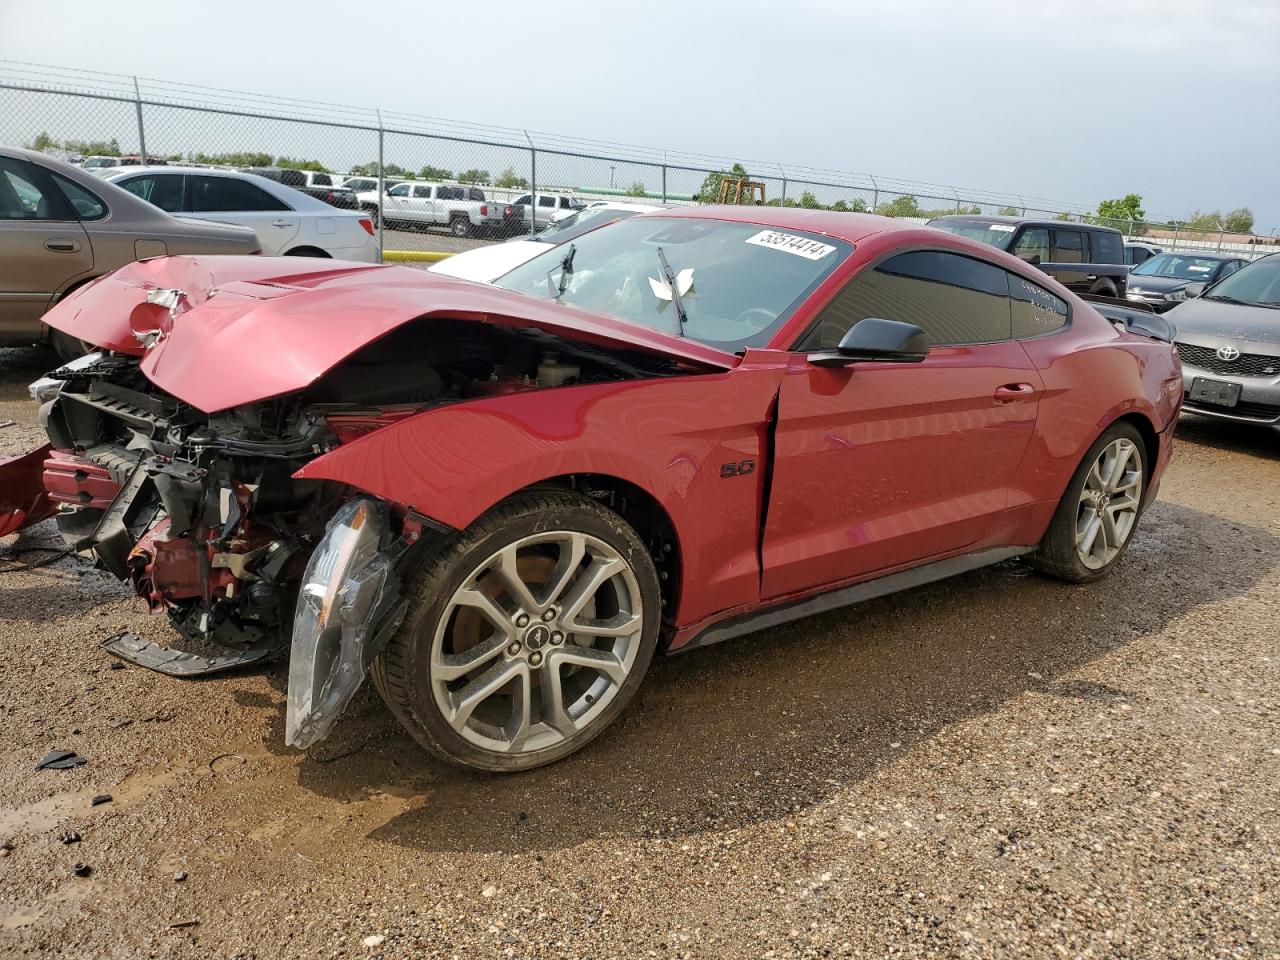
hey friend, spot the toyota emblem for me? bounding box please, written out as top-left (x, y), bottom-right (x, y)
top-left (1216, 345), bottom-right (1241, 362)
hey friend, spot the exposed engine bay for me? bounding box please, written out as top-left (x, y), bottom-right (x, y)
top-left (33, 319), bottom-right (679, 664)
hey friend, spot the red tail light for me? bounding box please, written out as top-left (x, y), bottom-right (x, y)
top-left (480, 204), bottom-right (488, 216)
top-left (358, 217), bottom-right (375, 237)
top-left (504, 205), bottom-right (513, 216)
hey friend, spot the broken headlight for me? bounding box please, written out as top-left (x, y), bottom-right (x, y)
top-left (285, 497), bottom-right (401, 749)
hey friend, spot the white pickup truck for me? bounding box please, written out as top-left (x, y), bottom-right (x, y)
top-left (366, 182), bottom-right (511, 237)
top-left (510, 192), bottom-right (586, 229)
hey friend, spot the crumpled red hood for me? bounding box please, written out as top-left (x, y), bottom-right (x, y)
top-left (42, 256), bottom-right (732, 413)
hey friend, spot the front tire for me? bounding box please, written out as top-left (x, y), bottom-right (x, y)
top-left (372, 490), bottom-right (661, 773)
top-left (1030, 422), bottom-right (1146, 582)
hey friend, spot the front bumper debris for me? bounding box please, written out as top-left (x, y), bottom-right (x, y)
top-left (285, 498), bottom-right (407, 749)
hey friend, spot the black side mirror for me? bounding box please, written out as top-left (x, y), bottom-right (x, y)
top-left (1019, 253), bottom-right (1042, 266)
top-left (808, 317), bottom-right (930, 367)
top-left (1183, 282), bottom-right (1207, 299)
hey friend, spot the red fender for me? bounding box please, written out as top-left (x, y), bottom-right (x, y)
top-left (294, 363), bottom-right (789, 627)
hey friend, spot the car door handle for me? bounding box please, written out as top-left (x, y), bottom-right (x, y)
top-left (271, 219), bottom-right (293, 227)
top-left (994, 383), bottom-right (1037, 403)
top-left (44, 238), bottom-right (81, 253)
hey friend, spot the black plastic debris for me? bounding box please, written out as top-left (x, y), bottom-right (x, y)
top-left (107, 661), bottom-right (125, 671)
top-left (36, 749), bottom-right (86, 771)
top-left (73, 862), bottom-right (93, 877)
top-left (102, 630), bottom-right (275, 678)
top-left (168, 919), bottom-right (199, 929)
top-left (59, 831), bottom-right (82, 845)
top-left (91, 794), bottom-right (112, 807)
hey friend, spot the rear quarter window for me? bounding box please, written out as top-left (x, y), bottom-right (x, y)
top-left (1009, 273), bottom-right (1069, 338)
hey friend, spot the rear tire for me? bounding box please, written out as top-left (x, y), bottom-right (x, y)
top-left (284, 246), bottom-right (331, 258)
top-left (449, 216), bottom-right (472, 238)
top-left (1030, 421), bottom-right (1147, 583)
top-left (372, 490), bottom-right (661, 773)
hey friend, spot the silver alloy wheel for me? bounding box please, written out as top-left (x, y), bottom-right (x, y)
top-left (430, 530), bottom-right (643, 755)
top-left (1075, 437), bottom-right (1143, 570)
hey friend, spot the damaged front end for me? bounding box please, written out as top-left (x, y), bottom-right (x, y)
top-left (27, 350), bottom-right (422, 739)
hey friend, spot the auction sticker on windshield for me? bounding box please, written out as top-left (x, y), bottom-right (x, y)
top-left (745, 230), bottom-right (836, 260)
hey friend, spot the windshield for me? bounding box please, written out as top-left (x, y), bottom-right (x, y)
top-left (83, 157), bottom-right (117, 168)
top-left (1132, 254), bottom-right (1222, 280)
top-left (531, 206), bottom-right (649, 245)
top-left (495, 216), bottom-right (851, 350)
top-left (1202, 255), bottom-right (1280, 307)
top-left (928, 219), bottom-right (1017, 251)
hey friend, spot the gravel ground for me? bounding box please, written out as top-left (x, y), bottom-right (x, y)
top-left (1, 343), bottom-right (1278, 959)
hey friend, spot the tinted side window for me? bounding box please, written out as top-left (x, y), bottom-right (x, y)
top-left (389, 184), bottom-right (410, 197)
top-left (51, 174), bottom-right (107, 220)
top-left (119, 174), bottom-right (184, 212)
top-left (278, 170), bottom-right (306, 187)
top-left (1052, 230), bottom-right (1085, 263)
top-left (412, 185), bottom-right (433, 199)
top-left (539, 196), bottom-right (556, 208)
top-left (190, 176), bottom-right (290, 212)
top-left (310, 173), bottom-right (331, 186)
top-left (0, 159), bottom-right (60, 220)
top-left (514, 195), bottom-right (531, 206)
top-left (807, 250), bottom-right (1012, 349)
top-left (1013, 227), bottom-right (1049, 261)
top-left (1093, 231), bottom-right (1122, 264)
top-left (469, 188), bottom-right (485, 201)
top-left (1218, 260), bottom-right (1242, 279)
top-left (1009, 273), bottom-right (1069, 338)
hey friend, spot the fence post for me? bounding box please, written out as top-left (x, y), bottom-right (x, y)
top-left (1217, 230), bottom-right (1224, 252)
top-left (1172, 224), bottom-right (1180, 251)
top-left (132, 76), bottom-right (147, 163)
top-left (376, 111), bottom-right (384, 262)
top-left (523, 131), bottom-right (536, 238)
top-left (661, 164), bottom-right (667, 204)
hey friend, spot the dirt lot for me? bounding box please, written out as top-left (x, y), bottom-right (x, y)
top-left (1, 343), bottom-right (1277, 959)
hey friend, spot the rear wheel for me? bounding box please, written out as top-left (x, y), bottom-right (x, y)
top-left (372, 490), bottom-right (660, 773)
top-left (284, 246), bottom-right (331, 258)
top-left (449, 216), bottom-right (472, 238)
top-left (1030, 422), bottom-right (1146, 582)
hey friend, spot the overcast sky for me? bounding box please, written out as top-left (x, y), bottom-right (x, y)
top-left (2, 0), bottom-right (1277, 229)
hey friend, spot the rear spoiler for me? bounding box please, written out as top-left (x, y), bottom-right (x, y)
top-left (1080, 293), bottom-right (1175, 343)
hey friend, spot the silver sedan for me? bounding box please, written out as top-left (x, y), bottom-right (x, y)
top-left (1170, 253), bottom-right (1280, 427)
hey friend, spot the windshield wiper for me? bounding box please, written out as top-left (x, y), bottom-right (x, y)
top-left (655, 246), bottom-right (687, 337)
top-left (545, 243), bottom-right (576, 297)
top-left (1203, 294), bottom-right (1254, 306)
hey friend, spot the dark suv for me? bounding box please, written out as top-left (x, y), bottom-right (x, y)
top-left (928, 215), bottom-right (1128, 298)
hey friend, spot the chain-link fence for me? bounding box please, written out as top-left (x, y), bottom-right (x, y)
top-left (2, 59), bottom-right (1277, 265)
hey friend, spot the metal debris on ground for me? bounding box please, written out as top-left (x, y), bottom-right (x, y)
top-left (91, 794), bottom-right (112, 806)
top-left (36, 749), bottom-right (87, 770)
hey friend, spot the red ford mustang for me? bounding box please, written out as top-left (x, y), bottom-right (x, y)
top-left (0, 208), bottom-right (1181, 772)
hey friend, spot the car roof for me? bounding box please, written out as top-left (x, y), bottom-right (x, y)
top-left (1141, 250), bottom-right (1235, 261)
top-left (651, 205), bottom-right (909, 243)
top-left (930, 213), bottom-right (1122, 233)
top-left (103, 165), bottom-right (357, 215)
